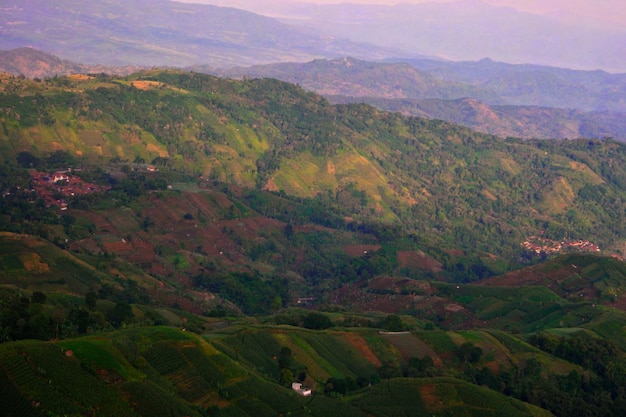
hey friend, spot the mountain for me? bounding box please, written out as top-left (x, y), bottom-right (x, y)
top-left (205, 57), bottom-right (503, 103)
top-left (390, 57), bottom-right (626, 112)
top-left (271, 0), bottom-right (626, 73)
top-left (5, 49), bottom-right (623, 141)
top-left (209, 57), bottom-right (626, 140)
top-left (0, 47), bottom-right (143, 78)
top-left (0, 0), bottom-right (399, 68)
top-left (213, 56), bottom-right (626, 113)
top-left (333, 96), bottom-right (626, 141)
top-left (2, 70), bottom-right (626, 263)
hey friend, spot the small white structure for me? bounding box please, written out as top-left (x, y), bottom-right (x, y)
top-left (291, 382), bottom-right (312, 396)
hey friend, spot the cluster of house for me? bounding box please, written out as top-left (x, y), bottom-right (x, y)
top-left (28, 169), bottom-right (109, 209)
top-left (521, 236), bottom-right (600, 255)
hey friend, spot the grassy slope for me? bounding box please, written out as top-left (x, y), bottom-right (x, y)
top-left (0, 325), bottom-right (559, 417)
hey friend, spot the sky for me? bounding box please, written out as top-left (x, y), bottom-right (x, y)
top-left (177, 0), bottom-right (625, 26)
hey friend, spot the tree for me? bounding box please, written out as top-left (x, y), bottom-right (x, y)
top-left (303, 312), bottom-right (332, 330)
top-left (278, 346), bottom-right (292, 369)
top-left (284, 223), bottom-right (294, 239)
top-left (379, 314), bottom-right (404, 332)
top-left (279, 368), bottom-right (293, 387)
top-left (270, 296), bottom-right (283, 313)
top-left (85, 291), bottom-right (97, 311)
top-left (31, 291), bottom-right (46, 305)
top-left (109, 302), bottom-right (134, 327)
top-left (325, 377), bottom-right (348, 395)
top-left (457, 342), bottom-right (483, 364)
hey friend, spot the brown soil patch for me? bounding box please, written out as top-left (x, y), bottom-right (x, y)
top-left (397, 250), bottom-right (443, 273)
top-left (131, 80), bottom-right (163, 90)
top-left (19, 253), bottom-right (49, 272)
top-left (419, 383), bottom-right (442, 411)
top-left (343, 333), bottom-right (382, 367)
top-left (263, 178), bottom-right (279, 192)
top-left (444, 303), bottom-right (464, 312)
top-left (482, 189), bottom-right (498, 201)
top-left (102, 240), bottom-right (133, 254)
top-left (68, 74), bottom-right (93, 81)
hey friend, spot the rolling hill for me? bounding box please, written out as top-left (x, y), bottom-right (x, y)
top-left (0, 325), bottom-right (563, 417)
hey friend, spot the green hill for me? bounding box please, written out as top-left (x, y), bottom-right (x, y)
top-left (2, 70), bottom-right (626, 263)
top-left (3, 69), bottom-right (626, 417)
top-left (0, 325), bottom-right (566, 417)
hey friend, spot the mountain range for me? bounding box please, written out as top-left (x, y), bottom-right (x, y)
top-left (0, 0), bottom-right (399, 68)
top-left (3, 49), bottom-right (626, 141)
top-left (3, 2), bottom-right (626, 416)
top-left (4, 0), bottom-right (626, 73)
top-left (267, 0), bottom-right (626, 73)
top-left (208, 56), bottom-right (626, 140)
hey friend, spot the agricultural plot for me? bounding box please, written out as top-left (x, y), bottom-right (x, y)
top-left (0, 341), bottom-right (136, 417)
top-left (0, 366), bottom-right (44, 417)
top-left (212, 330), bottom-right (282, 378)
top-left (381, 332), bottom-right (444, 366)
top-left (362, 333), bottom-right (403, 367)
top-left (298, 332), bottom-right (375, 379)
top-left (418, 331), bottom-right (459, 354)
top-left (342, 332), bottom-right (382, 367)
top-left (303, 395), bottom-right (370, 417)
top-left (273, 332), bottom-right (336, 381)
top-left (225, 376), bottom-right (306, 415)
top-left (183, 343), bottom-right (246, 385)
top-left (355, 378), bottom-right (548, 417)
top-left (0, 253), bottom-right (25, 272)
top-left (58, 337), bottom-right (142, 380)
top-left (456, 330), bottom-right (514, 369)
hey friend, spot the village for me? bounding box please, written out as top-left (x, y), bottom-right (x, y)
top-left (28, 169), bottom-right (109, 210)
top-left (521, 235), bottom-right (601, 256)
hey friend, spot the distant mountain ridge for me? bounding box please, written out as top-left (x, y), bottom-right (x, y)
top-left (332, 96), bottom-right (626, 141)
top-left (209, 57), bottom-right (626, 140)
top-left (272, 0), bottom-right (626, 73)
top-left (391, 57), bottom-right (626, 112)
top-left (0, 0), bottom-right (400, 67)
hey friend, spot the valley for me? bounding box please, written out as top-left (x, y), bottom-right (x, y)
top-left (1, 1), bottom-right (626, 414)
top-left (1, 67), bottom-right (626, 416)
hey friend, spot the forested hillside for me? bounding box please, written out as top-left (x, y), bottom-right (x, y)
top-left (3, 70), bottom-right (626, 417)
top-left (2, 70), bottom-right (626, 261)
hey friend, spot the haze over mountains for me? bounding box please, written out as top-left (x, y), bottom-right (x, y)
top-left (187, 0), bottom-right (626, 73)
top-left (0, 0), bottom-right (399, 68)
top-left (3, 0), bottom-right (626, 72)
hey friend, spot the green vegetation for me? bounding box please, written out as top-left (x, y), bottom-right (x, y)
top-left (3, 70), bottom-right (626, 416)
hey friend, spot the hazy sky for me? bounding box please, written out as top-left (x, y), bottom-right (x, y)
top-left (178, 0), bottom-right (625, 25)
